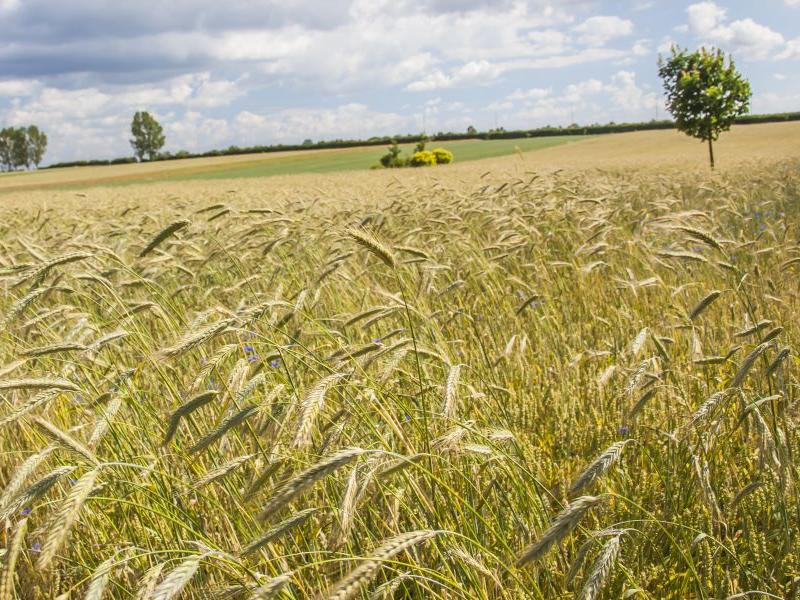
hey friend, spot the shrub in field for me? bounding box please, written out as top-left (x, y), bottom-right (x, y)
top-left (431, 147), bottom-right (454, 164)
top-left (408, 150), bottom-right (437, 166)
top-left (379, 141), bottom-right (405, 168)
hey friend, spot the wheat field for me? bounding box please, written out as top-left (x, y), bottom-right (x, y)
top-left (0, 135), bottom-right (798, 598)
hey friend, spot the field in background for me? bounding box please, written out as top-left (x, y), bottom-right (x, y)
top-left (0, 135), bottom-right (581, 193)
top-left (1, 121), bottom-right (799, 196)
top-left (0, 121), bottom-right (798, 598)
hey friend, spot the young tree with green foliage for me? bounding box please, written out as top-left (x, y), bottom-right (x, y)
top-left (658, 46), bottom-right (751, 168)
top-left (130, 111), bottom-right (166, 161)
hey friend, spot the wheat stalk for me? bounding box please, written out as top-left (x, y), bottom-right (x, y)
top-left (0, 518), bottom-right (27, 600)
top-left (151, 554), bottom-right (204, 600)
top-left (0, 377), bottom-right (80, 392)
top-left (442, 364), bottom-right (462, 420)
top-left (346, 227), bottom-right (396, 268)
top-left (257, 447), bottom-right (367, 521)
top-left (240, 507), bottom-right (319, 556)
top-left (139, 219), bottom-right (191, 257)
top-left (0, 465), bottom-right (75, 522)
top-left (578, 534), bottom-right (622, 600)
top-left (318, 530), bottom-right (437, 600)
top-left (516, 496), bottom-right (604, 566)
top-left (38, 468), bottom-right (99, 570)
top-left (688, 290), bottom-right (722, 320)
top-left (162, 390), bottom-right (219, 445)
top-left (294, 372), bottom-right (345, 449)
top-left (0, 389), bottom-right (60, 428)
top-left (251, 571), bottom-right (294, 599)
top-left (569, 440), bottom-right (630, 497)
top-left (32, 417), bottom-right (99, 465)
top-left (188, 404), bottom-right (259, 454)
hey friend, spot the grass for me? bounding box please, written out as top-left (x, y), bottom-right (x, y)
top-left (0, 147), bottom-right (797, 598)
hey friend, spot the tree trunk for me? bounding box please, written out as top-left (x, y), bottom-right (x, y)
top-left (707, 136), bottom-right (715, 169)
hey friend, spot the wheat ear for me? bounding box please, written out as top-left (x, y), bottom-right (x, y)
top-left (516, 496), bottom-right (604, 567)
top-left (294, 372), bottom-right (344, 449)
top-left (240, 507), bottom-right (319, 556)
top-left (162, 390), bottom-right (218, 445)
top-left (0, 377), bottom-right (80, 392)
top-left (569, 440), bottom-right (630, 497)
top-left (257, 447), bottom-right (367, 521)
top-left (319, 530), bottom-right (437, 600)
top-left (346, 227), bottom-right (396, 268)
top-left (0, 518), bottom-right (27, 600)
top-left (38, 468), bottom-right (99, 570)
top-left (578, 534), bottom-right (622, 600)
top-left (0, 465), bottom-right (76, 521)
top-left (151, 554), bottom-right (204, 600)
top-left (251, 571), bottom-right (294, 599)
top-left (32, 417), bottom-right (99, 465)
top-left (139, 219), bottom-right (191, 257)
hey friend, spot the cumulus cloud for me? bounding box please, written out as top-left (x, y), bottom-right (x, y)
top-left (685, 1), bottom-right (785, 59)
top-left (573, 16), bottom-right (634, 45)
top-left (495, 70), bottom-right (660, 127)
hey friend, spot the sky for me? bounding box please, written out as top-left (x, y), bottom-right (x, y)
top-left (0, 0), bottom-right (798, 164)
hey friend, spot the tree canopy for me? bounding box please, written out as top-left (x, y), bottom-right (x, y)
top-left (658, 46), bottom-right (751, 168)
top-left (0, 126), bottom-right (48, 171)
top-left (130, 111), bottom-right (166, 161)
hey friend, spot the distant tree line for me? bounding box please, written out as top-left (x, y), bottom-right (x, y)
top-left (0, 126), bottom-right (47, 171)
top-left (42, 110), bottom-right (800, 170)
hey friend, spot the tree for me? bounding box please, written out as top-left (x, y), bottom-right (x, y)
top-left (658, 46), bottom-right (751, 168)
top-left (130, 111), bottom-right (165, 161)
top-left (0, 128), bottom-right (13, 171)
top-left (414, 133), bottom-right (429, 153)
top-left (466, 125), bottom-right (477, 135)
top-left (26, 125), bottom-right (47, 168)
top-left (9, 127), bottom-right (28, 169)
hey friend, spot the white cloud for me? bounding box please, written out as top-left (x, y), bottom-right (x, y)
top-left (0, 79), bottom-right (40, 96)
top-left (631, 39), bottom-right (650, 56)
top-left (573, 16), bottom-right (634, 46)
top-left (231, 103), bottom-right (409, 145)
top-left (406, 60), bottom-right (503, 91)
top-left (507, 87), bottom-right (552, 101)
top-left (777, 37), bottom-right (800, 59)
top-left (687, 1), bottom-right (727, 34)
top-left (496, 70), bottom-right (660, 127)
top-left (685, 2), bottom-right (785, 59)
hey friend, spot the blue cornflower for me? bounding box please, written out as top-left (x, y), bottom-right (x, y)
top-left (244, 345), bottom-right (254, 353)
top-left (20, 507), bottom-right (31, 516)
top-left (372, 338), bottom-right (382, 345)
top-left (618, 425), bottom-right (629, 436)
top-left (403, 414), bottom-right (411, 423)
top-left (247, 355), bottom-right (259, 363)
top-left (31, 542), bottom-right (41, 552)
top-left (270, 359), bottom-right (280, 368)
